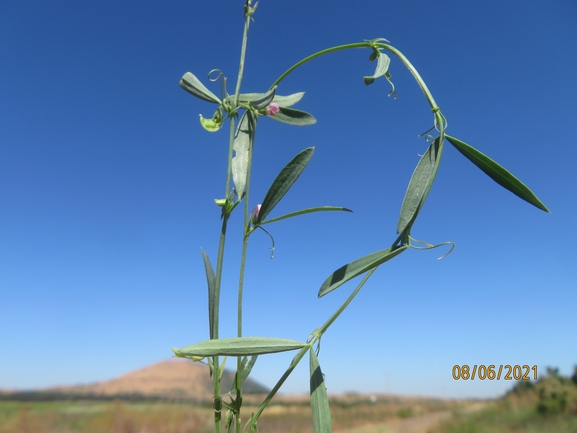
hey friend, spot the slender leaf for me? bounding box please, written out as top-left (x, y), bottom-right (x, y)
top-left (234, 92), bottom-right (269, 103)
top-left (261, 206), bottom-right (353, 225)
top-left (240, 355), bottom-right (258, 385)
top-left (446, 135), bottom-right (550, 212)
top-left (364, 51), bottom-right (391, 85)
top-left (234, 92), bottom-right (305, 108)
top-left (257, 148), bottom-right (314, 224)
top-left (268, 107), bottom-right (316, 126)
top-left (310, 350), bottom-right (332, 433)
top-left (232, 111), bottom-right (256, 197)
top-left (397, 137), bottom-right (441, 234)
top-left (201, 248), bottom-right (216, 340)
top-left (173, 337), bottom-right (306, 357)
top-left (273, 92), bottom-right (305, 107)
top-left (229, 355), bottom-right (259, 393)
top-left (319, 245), bottom-right (408, 297)
top-left (180, 72), bottom-right (221, 104)
top-left (250, 86), bottom-right (277, 110)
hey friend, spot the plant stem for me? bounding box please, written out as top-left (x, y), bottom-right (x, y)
top-left (232, 9), bottom-right (253, 433)
top-left (245, 268), bottom-right (377, 431)
top-left (233, 12), bottom-right (251, 107)
top-left (234, 135), bottom-right (254, 432)
top-left (269, 41), bottom-right (440, 112)
top-left (211, 214), bottom-right (229, 433)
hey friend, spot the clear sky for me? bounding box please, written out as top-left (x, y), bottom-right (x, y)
top-left (1, 0), bottom-right (576, 399)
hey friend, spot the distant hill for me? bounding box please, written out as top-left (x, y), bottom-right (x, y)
top-left (0, 359), bottom-right (269, 402)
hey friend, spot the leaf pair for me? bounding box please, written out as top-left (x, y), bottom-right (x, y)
top-left (251, 147), bottom-right (352, 229)
top-left (180, 72), bottom-right (316, 129)
top-left (233, 91), bottom-right (316, 126)
top-left (317, 137), bottom-right (439, 298)
top-left (180, 72), bottom-right (221, 104)
top-left (364, 45), bottom-right (396, 96)
top-left (254, 148), bottom-right (315, 225)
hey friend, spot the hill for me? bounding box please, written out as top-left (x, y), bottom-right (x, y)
top-left (0, 359), bottom-right (269, 402)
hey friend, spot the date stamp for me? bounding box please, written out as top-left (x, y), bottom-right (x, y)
top-left (452, 365), bottom-right (537, 381)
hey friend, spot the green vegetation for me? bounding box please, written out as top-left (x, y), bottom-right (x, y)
top-left (433, 366), bottom-right (577, 433)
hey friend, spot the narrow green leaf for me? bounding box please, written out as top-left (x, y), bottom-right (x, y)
top-left (173, 337), bottom-right (306, 357)
top-left (446, 135), bottom-right (550, 212)
top-left (364, 51), bottom-right (391, 85)
top-left (250, 86), bottom-right (277, 110)
top-left (319, 245), bottom-right (408, 297)
top-left (230, 355), bottom-right (258, 393)
top-left (200, 248), bottom-right (216, 340)
top-left (232, 111), bottom-right (256, 197)
top-left (310, 350), bottom-right (332, 433)
top-left (273, 92), bottom-right (305, 107)
top-left (240, 355), bottom-right (258, 385)
top-left (180, 72), bottom-right (221, 104)
top-left (257, 148), bottom-right (314, 224)
top-left (260, 206), bottom-right (353, 226)
top-left (268, 107), bottom-right (316, 126)
top-left (234, 92), bottom-right (304, 108)
top-left (397, 137), bottom-right (441, 234)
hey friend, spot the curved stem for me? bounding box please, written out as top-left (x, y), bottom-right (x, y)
top-left (270, 42), bottom-right (368, 89)
top-left (270, 41), bottom-right (440, 112)
top-left (374, 43), bottom-right (438, 110)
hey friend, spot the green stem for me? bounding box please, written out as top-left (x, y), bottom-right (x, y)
top-left (234, 141), bottom-right (254, 432)
top-left (211, 214), bottom-right (229, 433)
top-left (233, 13), bottom-right (251, 108)
top-left (232, 9), bottom-right (253, 433)
top-left (245, 268), bottom-right (377, 431)
top-left (270, 41), bottom-right (439, 112)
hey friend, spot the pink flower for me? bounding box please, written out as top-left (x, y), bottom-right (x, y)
top-left (250, 204), bottom-right (261, 224)
top-left (266, 103), bottom-right (280, 116)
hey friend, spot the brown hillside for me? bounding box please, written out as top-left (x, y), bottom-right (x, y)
top-left (48, 359), bottom-right (269, 401)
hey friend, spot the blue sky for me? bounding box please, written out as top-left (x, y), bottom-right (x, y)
top-left (1, 0), bottom-right (576, 399)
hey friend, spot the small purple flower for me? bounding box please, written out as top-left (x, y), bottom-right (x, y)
top-left (250, 204), bottom-right (262, 224)
top-left (266, 103), bottom-right (280, 116)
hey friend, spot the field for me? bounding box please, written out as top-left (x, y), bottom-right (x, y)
top-left (0, 395), bottom-right (475, 433)
top-left (2, 368), bottom-right (576, 433)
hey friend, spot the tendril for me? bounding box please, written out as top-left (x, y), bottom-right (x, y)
top-left (258, 226), bottom-right (276, 259)
top-left (418, 125), bottom-right (435, 138)
top-left (208, 69), bottom-right (227, 102)
top-left (408, 236), bottom-right (455, 260)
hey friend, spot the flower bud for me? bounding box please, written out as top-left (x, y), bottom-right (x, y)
top-left (250, 204), bottom-right (262, 225)
top-left (266, 103), bottom-right (280, 116)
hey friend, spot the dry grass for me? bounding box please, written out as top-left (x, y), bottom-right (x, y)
top-left (0, 395), bottom-right (471, 433)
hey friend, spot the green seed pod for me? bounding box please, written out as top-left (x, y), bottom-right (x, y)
top-left (199, 114), bottom-right (221, 132)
